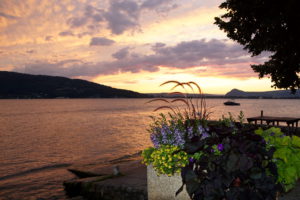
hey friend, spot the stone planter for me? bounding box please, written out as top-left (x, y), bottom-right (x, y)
top-left (147, 165), bottom-right (190, 200)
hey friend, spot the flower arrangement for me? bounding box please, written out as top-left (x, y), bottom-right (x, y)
top-left (142, 81), bottom-right (210, 177)
top-left (142, 145), bottom-right (189, 176)
top-left (142, 81), bottom-right (300, 200)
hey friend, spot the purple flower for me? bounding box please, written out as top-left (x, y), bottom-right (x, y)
top-left (189, 157), bottom-right (195, 163)
top-left (198, 125), bottom-right (204, 133)
top-left (174, 128), bottom-right (185, 147)
top-left (150, 133), bottom-right (160, 148)
top-left (187, 126), bottom-right (194, 139)
top-left (201, 132), bottom-right (210, 139)
top-left (150, 121), bottom-right (188, 148)
top-left (161, 124), bottom-right (169, 144)
top-left (217, 144), bottom-right (224, 151)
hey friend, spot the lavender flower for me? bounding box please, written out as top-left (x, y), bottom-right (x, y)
top-left (161, 124), bottom-right (169, 145)
top-left (150, 133), bottom-right (160, 148)
top-left (187, 126), bottom-right (194, 139)
top-left (201, 132), bottom-right (210, 139)
top-left (198, 125), bottom-right (205, 134)
top-left (197, 125), bottom-right (210, 140)
top-left (174, 128), bottom-right (185, 147)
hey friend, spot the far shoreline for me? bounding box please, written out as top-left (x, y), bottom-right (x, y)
top-left (0, 96), bottom-right (300, 99)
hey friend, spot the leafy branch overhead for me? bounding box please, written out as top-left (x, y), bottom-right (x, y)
top-left (214, 0), bottom-right (300, 92)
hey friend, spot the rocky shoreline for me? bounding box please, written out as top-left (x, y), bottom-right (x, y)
top-left (64, 153), bottom-right (146, 200)
top-left (63, 152), bottom-right (300, 200)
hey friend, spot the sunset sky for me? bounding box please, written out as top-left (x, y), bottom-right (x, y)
top-left (0, 0), bottom-right (276, 94)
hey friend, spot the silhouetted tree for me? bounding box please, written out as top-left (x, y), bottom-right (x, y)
top-left (215, 0), bottom-right (300, 92)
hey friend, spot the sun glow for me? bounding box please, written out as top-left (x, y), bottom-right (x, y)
top-left (92, 66), bottom-right (274, 94)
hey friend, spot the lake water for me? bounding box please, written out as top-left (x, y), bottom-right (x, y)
top-left (0, 98), bottom-right (299, 200)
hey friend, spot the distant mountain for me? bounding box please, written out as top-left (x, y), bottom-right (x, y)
top-left (148, 93), bottom-right (224, 98)
top-left (0, 71), bottom-right (149, 98)
top-left (225, 89), bottom-right (300, 99)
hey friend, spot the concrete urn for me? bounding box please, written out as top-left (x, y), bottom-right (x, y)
top-left (147, 165), bottom-right (190, 200)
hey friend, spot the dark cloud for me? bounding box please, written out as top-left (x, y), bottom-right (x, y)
top-left (67, 5), bottom-right (104, 29)
top-left (65, 0), bottom-right (177, 35)
top-left (151, 42), bottom-right (166, 51)
top-left (104, 0), bottom-right (140, 35)
top-left (147, 39), bottom-right (265, 68)
top-left (112, 47), bottom-right (130, 60)
top-left (16, 60), bottom-right (90, 77)
top-left (45, 35), bottom-right (53, 41)
top-left (141, 0), bottom-right (176, 10)
top-left (84, 5), bottom-right (104, 22)
top-left (59, 31), bottom-right (75, 37)
top-left (59, 31), bottom-right (94, 38)
top-left (77, 31), bottom-right (93, 38)
top-left (26, 50), bottom-right (35, 54)
top-left (0, 12), bottom-right (18, 19)
top-left (67, 17), bottom-right (88, 28)
top-left (89, 37), bottom-right (115, 46)
top-left (14, 39), bottom-right (267, 79)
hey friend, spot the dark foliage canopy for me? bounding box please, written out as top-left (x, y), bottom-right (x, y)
top-left (180, 122), bottom-right (280, 200)
top-left (215, 0), bottom-right (300, 92)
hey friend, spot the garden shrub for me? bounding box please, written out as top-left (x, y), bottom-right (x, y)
top-left (255, 127), bottom-right (300, 192)
top-left (179, 122), bottom-right (280, 200)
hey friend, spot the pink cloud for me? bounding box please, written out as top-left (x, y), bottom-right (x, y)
top-left (13, 39), bottom-right (268, 79)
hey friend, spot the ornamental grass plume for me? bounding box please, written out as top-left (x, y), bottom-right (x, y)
top-left (146, 80), bottom-right (211, 149)
top-left (146, 80), bottom-right (211, 121)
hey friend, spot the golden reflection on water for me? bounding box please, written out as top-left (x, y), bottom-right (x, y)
top-left (0, 98), bottom-right (299, 199)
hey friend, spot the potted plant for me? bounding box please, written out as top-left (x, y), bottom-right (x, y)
top-left (142, 81), bottom-right (300, 200)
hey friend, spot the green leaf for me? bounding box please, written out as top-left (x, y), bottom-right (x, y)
top-left (273, 147), bottom-right (292, 163)
top-left (254, 128), bottom-right (264, 136)
top-left (291, 136), bottom-right (300, 148)
top-left (238, 154), bottom-right (253, 171)
top-left (283, 166), bottom-right (297, 184)
top-left (250, 168), bottom-right (262, 179)
top-left (275, 136), bottom-right (291, 147)
top-left (226, 153), bottom-right (239, 172)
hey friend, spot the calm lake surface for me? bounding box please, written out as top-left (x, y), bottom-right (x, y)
top-left (0, 98), bottom-right (299, 200)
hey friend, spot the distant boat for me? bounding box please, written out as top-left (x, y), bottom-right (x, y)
top-left (224, 101), bottom-right (240, 106)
